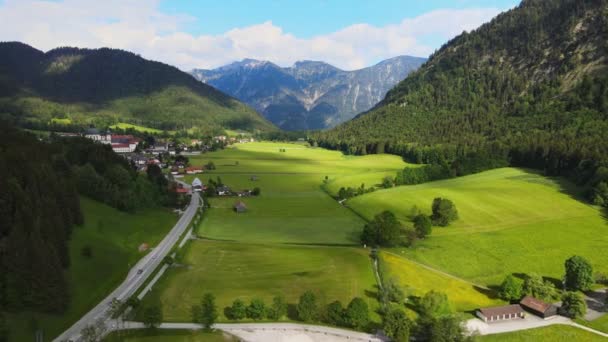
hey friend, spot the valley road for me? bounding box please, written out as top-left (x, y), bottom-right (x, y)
top-left (54, 191), bottom-right (201, 342)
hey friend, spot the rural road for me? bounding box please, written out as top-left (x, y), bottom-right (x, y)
top-left (111, 321), bottom-right (389, 342)
top-left (54, 189), bottom-right (201, 342)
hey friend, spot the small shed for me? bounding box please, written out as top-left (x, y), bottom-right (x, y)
top-left (520, 296), bottom-right (558, 318)
top-left (477, 304), bottom-right (524, 323)
top-left (234, 201), bottom-right (247, 213)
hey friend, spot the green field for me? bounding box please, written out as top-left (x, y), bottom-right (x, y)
top-left (578, 314), bottom-right (608, 334)
top-left (184, 142), bottom-right (410, 244)
top-left (6, 197), bottom-right (176, 342)
top-left (348, 168), bottom-right (608, 285)
top-left (104, 329), bottom-right (237, 342)
top-left (379, 252), bottom-right (503, 312)
top-left (477, 325), bottom-right (606, 341)
top-left (139, 241), bottom-right (378, 322)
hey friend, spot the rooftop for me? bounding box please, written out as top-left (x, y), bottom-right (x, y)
top-left (479, 304), bottom-right (523, 317)
top-left (520, 296), bottom-right (553, 313)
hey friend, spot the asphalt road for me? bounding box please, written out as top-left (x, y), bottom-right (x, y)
top-left (54, 191), bottom-right (201, 342)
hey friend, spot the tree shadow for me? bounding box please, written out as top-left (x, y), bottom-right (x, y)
top-left (512, 273), bottom-right (529, 281)
top-left (474, 285), bottom-right (501, 300)
top-left (365, 288), bottom-right (379, 301)
top-left (287, 303), bottom-right (299, 321)
top-left (542, 276), bottom-right (563, 289)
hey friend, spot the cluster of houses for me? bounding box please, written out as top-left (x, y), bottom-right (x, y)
top-left (477, 296), bottom-right (558, 323)
top-left (83, 128), bottom-right (141, 153)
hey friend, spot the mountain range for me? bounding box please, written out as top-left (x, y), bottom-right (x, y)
top-left (191, 56), bottom-right (426, 130)
top-left (0, 42), bottom-right (275, 132)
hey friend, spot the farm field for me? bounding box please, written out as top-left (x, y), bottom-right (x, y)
top-left (348, 168), bottom-right (608, 285)
top-left (138, 240), bottom-right (378, 322)
top-left (183, 142), bottom-right (410, 244)
top-left (378, 252), bottom-right (503, 312)
top-left (104, 329), bottom-right (237, 342)
top-left (6, 197), bottom-right (177, 342)
top-left (477, 325), bottom-right (607, 341)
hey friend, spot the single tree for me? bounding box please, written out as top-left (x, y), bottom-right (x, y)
top-left (297, 291), bottom-right (319, 322)
top-left (200, 293), bottom-right (218, 329)
top-left (143, 305), bottom-right (162, 329)
top-left (431, 198), bottom-right (458, 226)
top-left (252, 187), bottom-right (261, 196)
top-left (418, 290), bottom-right (451, 319)
top-left (345, 297), bottom-right (369, 330)
top-left (246, 298), bottom-right (266, 320)
top-left (382, 309), bottom-right (411, 342)
top-left (560, 292), bottom-right (587, 318)
top-left (267, 295), bottom-right (287, 320)
top-left (379, 278), bottom-right (406, 304)
top-left (564, 255), bottom-right (594, 291)
top-left (229, 299), bottom-right (247, 320)
top-left (382, 176), bottom-right (394, 188)
top-left (326, 300), bottom-right (345, 326)
top-left (426, 315), bottom-right (468, 342)
top-left (360, 210), bottom-right (402, 247)
top-left (413, 214), bottom-right (432, 238)
top-left (499, 275), bottom-right (523, 301)
top-left (523, 274), bottom-right (556, 301)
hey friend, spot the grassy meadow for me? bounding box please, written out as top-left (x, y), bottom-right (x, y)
top-left (138, 241), bottom-right (379, 322)
top-left (348, 168), bottom-right (608, 285)
top-left (477, 325), bottom-right (607, 342)
top-left (183, 142), bottom-right (410, 244)
top-left (6, 197), bottom-right (176, 342)
top-left (379, 252), bottom-right (503, 312)
top-left (110, 122), bottom-right (163, 134)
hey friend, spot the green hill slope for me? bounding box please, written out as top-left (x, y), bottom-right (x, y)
top-left (316, 0), bottom-right (608, 205)
top-left (0, 42), bottom-right (275, 132)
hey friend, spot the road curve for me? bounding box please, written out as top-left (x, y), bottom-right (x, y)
top-left (111, 321), bottom-right (389, 342)
top-left (54, 192), bottom-right (200, 342)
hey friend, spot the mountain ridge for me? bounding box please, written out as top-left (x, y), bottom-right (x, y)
top-left (0, 42), bottom-right (275, 132)
top-left (191, 55), bottom-right (426, 130)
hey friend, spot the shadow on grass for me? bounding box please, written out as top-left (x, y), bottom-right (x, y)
top-left (287, 303), bottom-right (299, 321)
top-left (474, 285), bottom-right (501, 300)
top-left (542, 276), bottom-right (563, 289)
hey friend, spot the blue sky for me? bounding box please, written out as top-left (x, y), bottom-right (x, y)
top-left (160, 0), bottom-right (518, 48)
top-left (0, 0), bottom-right (520, 70)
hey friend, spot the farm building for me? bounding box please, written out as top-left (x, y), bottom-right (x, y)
top-left (477, 304), bottom-right (525, 323)
top-left (185, 166), bottom-right (203, 174)
top-left (520, 296), bottom-right (558, 318)
top-left (234, 201), bottom-right (247, 213)
top-left (192, 178), bottom-right (203, 192)
top-left (217, 185), bottom-right (231, 196)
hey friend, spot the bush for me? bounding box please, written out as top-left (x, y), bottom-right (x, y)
top-left (297, 291), bottom-right (318, 322)
top-left (413, 214), bottom-right (432, 238)
top-left (382, 309), bottom-right (411, 342)
top-left (252, 187), bottom-right (261, 196)
top-left (246, 298), bottom-right (266, 320)
top-left (431, 198), bottom-right (458, 226)
top-left (345, 297), bottom-right (369, 330)
top-left (560, 292), bottom-right (587, 318)
top-left (499, 275), bottom-right (523, 301)
top-left (228, 299), bottom-right (246, 320)
top-left (325, 300), bottom-right (345, 326)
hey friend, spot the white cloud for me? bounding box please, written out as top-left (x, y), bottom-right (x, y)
top-left (0, 0), bottom-right (503, 70)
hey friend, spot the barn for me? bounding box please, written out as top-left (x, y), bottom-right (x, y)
top-left (477, 304), bottom-right (525, 323)
top-left (520, 296), bottom-right (558, 318)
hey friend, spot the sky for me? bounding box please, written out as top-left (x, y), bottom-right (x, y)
top-left (0, 0), bottom-right (520, 71)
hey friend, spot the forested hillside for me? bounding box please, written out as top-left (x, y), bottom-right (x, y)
top-left (0, 126), bottom-right (82, 314)
top-left (0, 42), bottom-right (275, 132)
top-left (316, 0), bottom-right (608, 206)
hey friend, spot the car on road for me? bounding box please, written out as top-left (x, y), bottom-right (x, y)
top-left (137, 269), bottom-right (143, 275)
